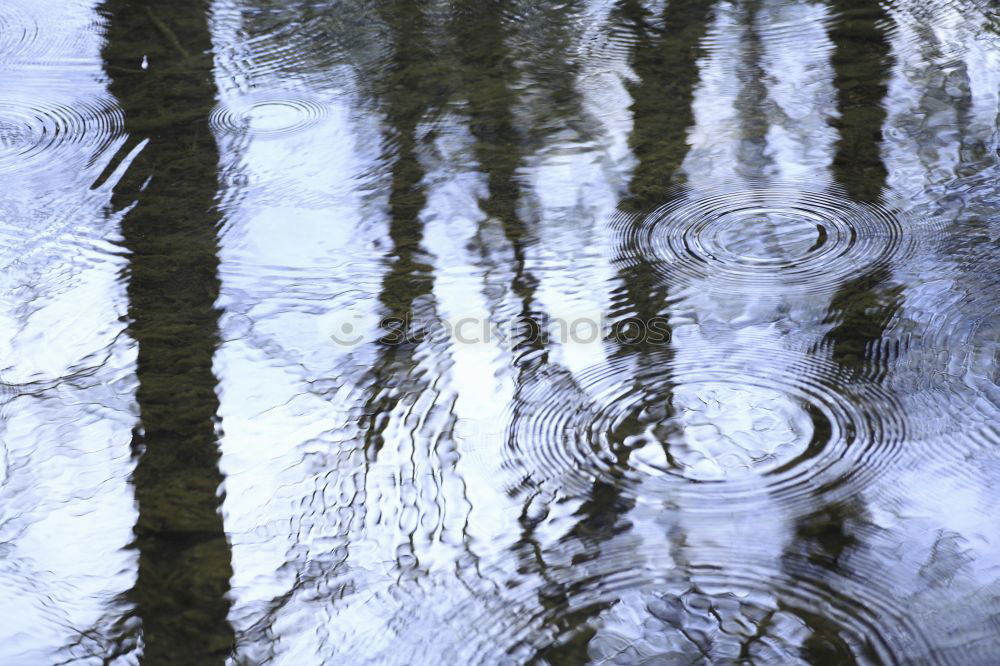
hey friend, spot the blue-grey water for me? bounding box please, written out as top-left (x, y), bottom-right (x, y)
top-left (1, 0), bottom-right (998, 663)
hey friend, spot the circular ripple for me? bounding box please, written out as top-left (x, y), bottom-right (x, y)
top-left (0, 95), bottom-right (124, 176)
top-left (0, 1), bottom-right (39, 62)
top-left (614, 184), bottom-right (921, 296)
top-left (887, 289), bottom-right (1000, 449)
top-left (0, 0), bottom-right (106, 66)
top-left (587, 566), bottom-right (920, 665)
top-left (502, 345), bottom-right (906, 509)
top-left (210, 97), bottom-right (328, 140)
top-left (333, 543), bottom-right (942, 666)
top-left (558, 548), bottom-right (939, 665)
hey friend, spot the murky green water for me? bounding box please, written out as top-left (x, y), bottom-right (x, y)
top-left (1, 0), bottom-right (998, 663)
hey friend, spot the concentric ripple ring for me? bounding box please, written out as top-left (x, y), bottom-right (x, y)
top-left (210, 96), bottom-right (329, 140)
top-left (613, 184), bottom-right (923, 295)
top-left (502, 345), bottom-right (907, 509)
top-left (0, 95), bottom-right (124, 175)
top-left (331, 543), bottom-right (941, 665)
top-left (888, 291), bottom-right (1000, 449)
top-left (0, 1), bottom-right (39, 62)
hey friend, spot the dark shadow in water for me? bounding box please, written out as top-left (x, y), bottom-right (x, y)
top-left (604, 0), bottom-right (714, 476)
top-left (236, 2), bottom-right (459, 641)
top-left (449, 0), bottom-right (550, 545)
top-left (100, 0), bottom-right (233, 661)
top-left (828, 0), bottom-right (892, 202)
top-left (446, 5), bottom-right (611, 650)
top-left (355, 1), bottom-right (456, 578)
top-left (449, 3), bottom-right (567, 588)
top-left (619, 0), bottom-right (713, 211)
top-left (777, 496), bottom-right (884, 665)
top-left (512, 0), bottom-right (595, 154)
top-left (795, 0), bottom-right (894, 557)
top-left (606, 0), bottom-right (715, 418)
top-left (450, 2), bottom-right (613, 659)
top-left (609, 0), bottom-right (713, 349)
top-left (791, 0), bottom-right (897, 493)
top-left (821, 265), bottom-right (902, 379)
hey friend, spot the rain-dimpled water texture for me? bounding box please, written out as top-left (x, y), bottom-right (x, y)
top-left (1, 0), bottom-right (999, 663)
top-left (501, 343), bottom-right (908, 509)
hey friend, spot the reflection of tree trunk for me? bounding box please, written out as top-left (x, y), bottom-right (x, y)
top-left (452, 3), bottom-right (606, 659)
top-left (361, 0), bottom-right (439, 460)
top-left (610, 0), bottom-right (713, 341)
top-left (621, 0), bottom-right (714, 211)
top-left (533, 3), bottom-right (713, 661)
top-left (451, 6), bottom-right (558, 599)
top-left (530, 480), bottom-right (629, 664)
top-left (821, 266), bottom-right (901, 377)
top-left (451, 0), bottom-right (547, 552)
top-left (608, 0), bottom-right (713, 446)
top-left (101, 1), bottom-right (233, 661)
top-left (829, 0), bottom-right (891, 203)
top-left (454, 0), bottom-right (547, 370)
top-left (733, 1), bottom-right (771, 182)
top-left (793, 1), bottom-right (893, 555)
top-left (349, 2), bottom-right (451, 581)
top-left (823, 0), bottom-right (896, 375)
top-left (786, 3), bottom-right (894, 656)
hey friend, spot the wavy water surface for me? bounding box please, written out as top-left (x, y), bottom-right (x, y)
top-left (0, 0), bottom-right (998, 664)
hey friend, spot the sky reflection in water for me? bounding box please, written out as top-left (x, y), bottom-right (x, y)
top-left (0, 0), bottom-right (998, 663)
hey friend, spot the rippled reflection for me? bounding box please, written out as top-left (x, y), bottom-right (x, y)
top-left (1, 0), bottom-right (998, 662)
top-left (100, 0), bottom-right (234, 660)
top-left (613, 183), bottom-right (928, 296)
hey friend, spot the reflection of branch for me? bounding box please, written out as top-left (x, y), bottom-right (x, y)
top-left (144, 7), bottom-right (191, 59)
top-left (733, 0), bottom-right (771, 181)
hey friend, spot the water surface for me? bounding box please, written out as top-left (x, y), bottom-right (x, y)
top-left (1, 0), bottom-right (999, 663)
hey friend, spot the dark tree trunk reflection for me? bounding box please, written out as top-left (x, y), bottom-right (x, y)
top-left (820, 0), bottom-right (899, 378)
top-left (620, 0), bottom-right (715, 210)
top-left (452, 0), bottom-right (548, 371)
top-left (101, 1), bottom-right (234, 661)
top-left (820, 0), bottom-right (899, 379)
top-left (361, 0), bottom-right (441, 461)
top-left (829, 0), bottom-right (892, 203)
